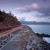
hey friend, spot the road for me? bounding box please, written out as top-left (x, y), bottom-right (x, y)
top-left (0, 26), bottom-right (24, 50)
top-left (0, 25), bottom-right (48, 50)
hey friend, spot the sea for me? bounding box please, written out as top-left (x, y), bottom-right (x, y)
top-left (28, 25), bottom-right (50, 43)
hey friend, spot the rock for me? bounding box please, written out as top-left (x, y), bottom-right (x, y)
top-left (1, 25), bottom-right (50, 50)
top-left (10, 26), bottom-right (50, 50)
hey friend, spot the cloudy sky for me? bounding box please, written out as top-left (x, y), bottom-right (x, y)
top-left (0, 0), bottom-right (50, 22)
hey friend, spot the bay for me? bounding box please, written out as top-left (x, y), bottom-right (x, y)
top-left (28, 25), bottom-right (50, 43)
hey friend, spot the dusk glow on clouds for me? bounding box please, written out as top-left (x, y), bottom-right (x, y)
top-left (16, 3), bottom-right (38, 12)
top-left (0, 0), bottom-right (50, 22)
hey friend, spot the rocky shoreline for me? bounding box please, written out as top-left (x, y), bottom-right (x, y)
top-left (0, 25), bottom-right (50, 50)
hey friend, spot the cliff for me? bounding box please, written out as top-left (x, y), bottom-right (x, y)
top-left (1, 25), bottom-right (50, 50)
top-left (0, 10), bottom-right (20, 30)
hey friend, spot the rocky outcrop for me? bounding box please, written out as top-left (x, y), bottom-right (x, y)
top-left (36, 33), bottom-right (50, 37)
top-left (13, 26), bottom-right (50, 50)
top-left (1, 25), bottom-right (50, 50)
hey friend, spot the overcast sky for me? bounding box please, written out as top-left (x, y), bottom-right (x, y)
top-left (0, 0), bottom-right (50, 22)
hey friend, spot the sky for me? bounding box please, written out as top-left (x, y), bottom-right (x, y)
top-left (0, 0), bottom-right (50, 22)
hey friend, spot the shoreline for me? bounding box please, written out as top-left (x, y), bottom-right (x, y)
top-left (0, 25), bottom-right (50, 50)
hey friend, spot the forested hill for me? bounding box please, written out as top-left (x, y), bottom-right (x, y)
top-left (0, 10), bottom-right (20, 30)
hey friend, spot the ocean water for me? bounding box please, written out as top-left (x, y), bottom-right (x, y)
top-left (28, 25), bottom-right (50, 34)
top-left (28, 25), bottom-right (50, 43)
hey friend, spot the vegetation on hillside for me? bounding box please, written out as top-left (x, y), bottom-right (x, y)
top-left (0, 10), bottom-right (20, 30)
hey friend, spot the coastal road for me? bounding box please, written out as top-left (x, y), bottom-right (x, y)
top-left (0, 25), bottom-right (46, 50)
top-left (0, 25), bottom-right (33, 50)
top-left (0, 29), bottom-right (25, 50)
top-left (0, 25), bottom-right (37, 50)
top-left (0, 26), bottom-right (24, 50)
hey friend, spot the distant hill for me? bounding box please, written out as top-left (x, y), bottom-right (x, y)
top-left (0, 10), bottom-right (20, 30)
top-left (20, 21), bottom-right (50, 25)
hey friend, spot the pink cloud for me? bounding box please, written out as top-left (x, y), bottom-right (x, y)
top-left (16, 3), bottom-right (39, 12)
